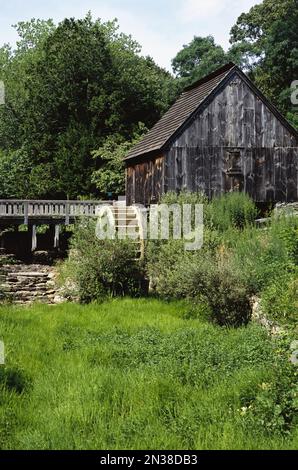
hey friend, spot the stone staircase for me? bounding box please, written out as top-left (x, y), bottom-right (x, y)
top-left (0, 256), bottom-right (60, 304)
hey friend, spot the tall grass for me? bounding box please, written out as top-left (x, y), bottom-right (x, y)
top-left (0, 299), bottom-right (297, 450)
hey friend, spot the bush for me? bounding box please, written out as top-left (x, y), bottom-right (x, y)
top-left (146, 193), bottom-right (258, 326)
top-left (207, 192), bottom-right (258, 231)
top-left (161, 190), bottom-right (208, 206)
top-left (147, 241), bottom-right (251, 326)
top-left (146, 195), bottom-right (298, 326)
top-left (59, 220), bottom-right (142, 303)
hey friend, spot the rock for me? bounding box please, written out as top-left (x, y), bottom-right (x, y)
top-left (251, 295), bottom-right (285, 336)
top-left (31, 251), bottom-right (53, 264)
top-left (53, 295), bottom-right (65, 304)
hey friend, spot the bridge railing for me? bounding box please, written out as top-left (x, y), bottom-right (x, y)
top-left (0, 199), bottom-right (115, 224)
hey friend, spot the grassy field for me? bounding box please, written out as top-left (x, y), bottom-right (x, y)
top-left (0, 298), bottom-right (297, 450)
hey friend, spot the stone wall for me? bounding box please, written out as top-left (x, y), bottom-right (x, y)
top-left (0, 254), bottom-right (63, 304)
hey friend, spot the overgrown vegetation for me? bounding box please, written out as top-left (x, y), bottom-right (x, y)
top-left (146, 192), bottom-right (297, 328)
top-left (59, 192), bottom-right (297, 329)
top-left (59, 220), bottom-right (143, 303)
top-left (0, 299), bottom-right (297, 450)
top-left (0, 0), bottom-right (297, 451)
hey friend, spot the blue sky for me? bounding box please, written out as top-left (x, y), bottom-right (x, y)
top-left (0, 0), bottom-right (261, 71)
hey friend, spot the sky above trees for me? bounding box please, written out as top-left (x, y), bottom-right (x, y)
top-left (0, 0), bottom-right (262, 71)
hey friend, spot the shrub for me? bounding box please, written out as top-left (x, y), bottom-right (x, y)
top-left (207, 192), bottom-right (258, 231)
top-left (145, 194), bottom-right (296, 326)
top-left (147, 241), bottom-right (251, 326)
top-left (161, 190), bottom-right (208, 206)
top-left (59, 220), bottom-right (142, 303)
top-left (270, 215), bottom-right (298, 267)
top-left (200, 258), bottom-right (251, 326)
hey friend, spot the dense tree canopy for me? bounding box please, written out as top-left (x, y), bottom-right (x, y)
top-left (229, 0), bottom-right (298, 125)
top-left (0, 15), bottom-right (175, 199)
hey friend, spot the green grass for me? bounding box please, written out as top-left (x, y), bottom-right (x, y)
top-left (0, 298), bottom-right (297, 450)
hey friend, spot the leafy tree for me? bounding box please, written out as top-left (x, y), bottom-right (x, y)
top-left (0, 148), bottom-right (56, 198)
top-left (230, 0), bottom-right (293, 68)
top-left (0, 15), bottom-right (176, 199)
top-left (256, 2), bottom-right (298, 119)
top-left (172, 36), bottom-right (229, 86)
top-left (91, 124), bottom-right (147, 197)
top-left (19, 16), bottom-right (113, 198)
top-left (230, 0), bottom-right (298, 126)
top-left (0, 19), bottom-right (55, 151)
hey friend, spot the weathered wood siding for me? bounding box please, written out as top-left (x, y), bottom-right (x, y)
top-left (126, 156), bottom-right (164, 206)
top-left (165, 146), bottom-right (297, 202)
top-left (164, 72), bottom-right (298, 202)
top-left (126, 71), bottom-right (298, 204)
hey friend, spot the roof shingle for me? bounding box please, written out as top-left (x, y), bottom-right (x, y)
top-left (125, 62), bottom-right (235, 160)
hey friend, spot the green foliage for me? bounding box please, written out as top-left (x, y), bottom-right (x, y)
top-left (146, 194), bottom-right (298, 327)
top-left (230, 0), bottom-right (298, 123)
top-left (91, 124), bottom-right (147, 197)
top-left (161, 190), bottom-right (208, 206)
top-left (147, 240), bottom-right (251, 326)
top-left (271, 215), bottom-right (298, 266)
top-left (264, 5), bottom-right (298, 117)
top-left (207, 192), bottom-right (258, 231)
top-left (230, 0), bottom-right (293, 66)
top-left (146, 193), bottom-right (259, 326)
top-left (60, 220), bottom-right (141, 303)
top-left (241, 335), bottom-right (298, 435)
top-left (261, 274), bottom-right (298, 326)
top-left (227, 216), bottom-right (298, 294)
top-left (0, 19), bottom-right (55, 151)
top-left (0, 16), bottom-right (176, 199)
top-left (0, 299), bottom-right (297, 449)
top-left (0, 148), bottom-right (55, 198)
top-left (172, 35), bottom-right (229, 87)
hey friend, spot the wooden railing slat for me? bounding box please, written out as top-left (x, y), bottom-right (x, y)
top-left (0, 199), bottom-right (115, 223)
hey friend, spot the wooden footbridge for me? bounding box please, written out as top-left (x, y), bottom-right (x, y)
top-left (0, 199), bottom-right (115, 225)
top-left (0, 199), bottom-right (144, 255)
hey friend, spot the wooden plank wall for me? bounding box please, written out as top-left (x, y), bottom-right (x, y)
top-left (164, 146), bottom-right (298, 202)
top-left (126, 72), bottom-right (298, 204)
top-left (164, 73), bottom-right (298, 203)
top-left (126, 156), bottom-right (164, 206)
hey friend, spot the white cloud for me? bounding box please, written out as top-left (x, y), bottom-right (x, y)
top-left (179, 0), bottom-right (226, 22)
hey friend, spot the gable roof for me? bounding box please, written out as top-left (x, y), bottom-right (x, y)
top-left (125, 62), bottom-right (298, 162)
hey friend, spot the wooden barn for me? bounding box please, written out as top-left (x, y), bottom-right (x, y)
top-left (125, 62), bottom-right (298, 206)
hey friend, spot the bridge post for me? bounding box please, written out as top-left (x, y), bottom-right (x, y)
top-left (31, 225), bottom-right (37, 252)
top-left (24, 201), bottom-right (29, 225)
top-left (54, 225), bottom-right (60, 249)
top-left (65, 202), bottom-right (70, 225)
